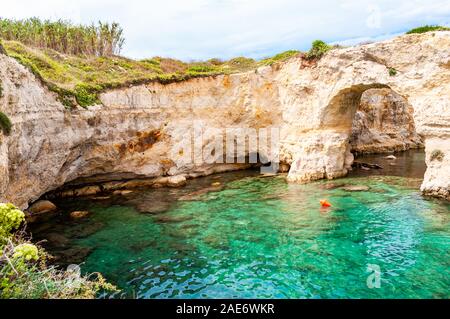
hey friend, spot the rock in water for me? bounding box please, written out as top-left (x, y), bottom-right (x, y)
top-left (341, 185), bottom-right (370, 192)
top-left (27, 200), bottom-right (57, 215)
top-left (167, 175), bottom-right (187, 187)
top-left (70, 211), bottom-right (90, 219)
top-left (385, 155), bottom-right (397, 160)
top-left (113, 190), bottom-right (134, 195)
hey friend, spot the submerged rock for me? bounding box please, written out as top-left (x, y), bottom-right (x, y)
top-left (71, 222), bottom-right (105, 238)
top-left (178, 185), bottom-right (223, 201)
top-left (319, 182), bottom-right (346, 190)
top-left (70, 211), bottom-right (90, 219)
top-left (138, 202), bottom-right (171, 214)
top-left (353, 161), bottom-right (383, 169)
top-left (153, 215), bottom-right (192, 223)
top-left (45, 232), bottom-right (70, 247)
top-left (55, 246), bottom-right (93, 265)
top-left (341, 185), bottom-right (370, 192)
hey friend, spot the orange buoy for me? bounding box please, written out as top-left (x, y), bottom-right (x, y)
top-left (320, 199), bottom-right (331, 208)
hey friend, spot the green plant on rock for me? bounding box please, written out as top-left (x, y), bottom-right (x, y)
top-left (0, 112), bottom-right (12, 135)
top-left (74, 83), bottom-right (101, 107)
top-left (12, 243), bottom-right (39, 261)
top-left (406, 25), bottom-right (450, 34)
top-left (306, 40), bottom-right (332, 60)
top-left (388, 67), bottom-right (397, 76)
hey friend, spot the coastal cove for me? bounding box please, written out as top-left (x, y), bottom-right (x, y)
top-left (29, 150), bottom-right (450, 299)
top-left (0, 15), bottom-right (449, 301)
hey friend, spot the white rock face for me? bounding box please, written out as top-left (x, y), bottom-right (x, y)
top-left (350, 88), bottom-right (423, 154)
top-left (0, 31), bottom-right (449, 208)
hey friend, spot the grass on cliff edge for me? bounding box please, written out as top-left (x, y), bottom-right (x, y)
top-left (1, 40), bottom-right (300, 108)
top-left (406, 25), bottom-right (450, 34)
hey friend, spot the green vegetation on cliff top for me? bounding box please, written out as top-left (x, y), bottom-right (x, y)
top-left (0, 40), bottom-right (300, 108)
top-left (0, 18), bottom-right (448, 108)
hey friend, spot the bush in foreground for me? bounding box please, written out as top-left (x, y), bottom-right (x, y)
top-left (0, 203), bottom-right (116, 299)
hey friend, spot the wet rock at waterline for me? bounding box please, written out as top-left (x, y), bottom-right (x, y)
top-left (54, 246), bottom-right (93, 265)
top-left (167, 175), bottom-right (187, 187)
top-left (178, 185), bottom-right (224, 201)
top-left (27, 200), bottom-right (57, 215)
top-left (352, 161), bottom-right (383, 170)
top-left (113, 190), bottom-right (134, 196)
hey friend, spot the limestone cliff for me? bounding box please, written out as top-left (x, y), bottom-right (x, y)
top-left (350, 88), bottom-right (423, 154)
top-left (0, 31), bottom-right (449, 208)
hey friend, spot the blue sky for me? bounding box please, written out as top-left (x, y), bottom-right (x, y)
top-left (2, 0), bottom-right (450, 60)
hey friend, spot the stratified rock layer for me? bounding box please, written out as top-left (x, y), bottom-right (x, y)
top-left (0, 31), bottom-right (449, 208)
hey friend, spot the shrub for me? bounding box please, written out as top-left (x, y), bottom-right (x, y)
top-left (406, 25), bottom-right (450, 34)
top-left (0, 203), bottom-right (117, 299)
top-left (260, 50), bottom-right (300, 66)
top-left (306, 40), bottom-right (332, 60)
top-left (388, 67), bottom-right (397, 76)
top-left (226, 57), bottom-right (256, 69)
top-left (430, 149), bottom-right (444, 162)
top-left (0, 203), bottom-right (24, 241)
top-left (0, 112), bottom-right (12, 135)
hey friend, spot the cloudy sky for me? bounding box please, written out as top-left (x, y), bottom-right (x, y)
top-left (2, 0), bottom-right (450, 60)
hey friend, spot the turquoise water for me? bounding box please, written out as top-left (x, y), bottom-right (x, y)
top-left (30, 154), bottom-right (449, 299)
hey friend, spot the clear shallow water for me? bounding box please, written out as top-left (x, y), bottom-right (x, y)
top-left (30, 152), bottom-right (449, 299)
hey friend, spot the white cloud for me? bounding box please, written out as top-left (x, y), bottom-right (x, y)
top-left (1, 0), bottom-right (449, 60)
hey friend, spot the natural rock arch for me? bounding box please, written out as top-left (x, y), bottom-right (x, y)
top-left (287, 83), bottom-right (416, 184)
top-left (286, 80), bottom-right (448, 200)
top-left (320, 83), bottom-right (391, 132)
